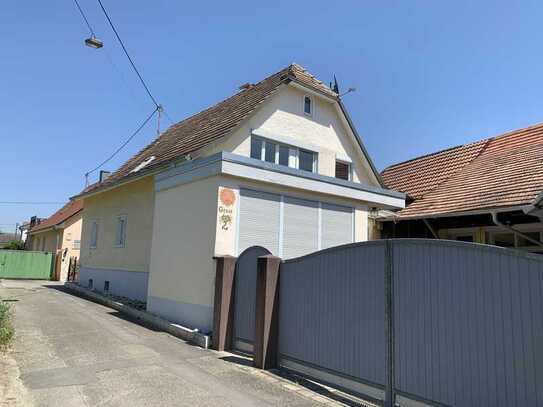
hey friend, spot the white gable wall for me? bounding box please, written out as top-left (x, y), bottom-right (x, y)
top-left (203, 84), bottom-right (378, 186)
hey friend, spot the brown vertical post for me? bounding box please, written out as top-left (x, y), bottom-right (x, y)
top-left (254, 255), bottom-right (281, 369)
top-left (212, 255), bottom-right (237, 351)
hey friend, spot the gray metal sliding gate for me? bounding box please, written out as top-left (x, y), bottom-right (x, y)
top-left (276, 239), bottom-right (543, 407)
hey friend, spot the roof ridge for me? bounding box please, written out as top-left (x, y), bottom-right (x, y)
top-left (383, 121), bottom-right (543, 173)
top-left (383, 139), bottom-right (486, 172)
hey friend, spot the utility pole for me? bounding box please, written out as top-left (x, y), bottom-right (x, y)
top-left (14, 222), bottom-right (18, 241)
top-left (157, 105), bottom-right (163, 136)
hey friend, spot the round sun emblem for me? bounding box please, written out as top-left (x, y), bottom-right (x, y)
top-left (220, 188), bottom-right (236, 207)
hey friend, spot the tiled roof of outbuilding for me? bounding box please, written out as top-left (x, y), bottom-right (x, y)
top-left (381, 123), bottom-right (543, 219)
top-left (31, 200), bottom-right (83, 232)
top-left (76, 64), bottom-right (339, 198)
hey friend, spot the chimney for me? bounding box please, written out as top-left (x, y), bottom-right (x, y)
top-left (99, 170), bottom-right (111, 183)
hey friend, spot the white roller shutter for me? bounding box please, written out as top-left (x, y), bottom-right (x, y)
top-left (238, 189), bottom-right (281, 255)
top-left (321, 203), bottom-right (353, 249)
top-left (282, 197), bottom-right (319, 259)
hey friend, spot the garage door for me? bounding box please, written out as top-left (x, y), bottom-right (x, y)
top-left (238, 189), bottom-right (354, 259)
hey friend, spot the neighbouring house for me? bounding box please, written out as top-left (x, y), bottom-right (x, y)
top-left (27, 200), bottom-right (83, 280)
top-left (380, 123), bottom-right (543, 253)
top-left (72, 64), bottom-right (405, 332)
top-left (18, 221), bottom-right (30, 243)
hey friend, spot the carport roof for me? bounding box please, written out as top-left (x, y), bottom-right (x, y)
top-left (381, 122), bottom-right (543, 219)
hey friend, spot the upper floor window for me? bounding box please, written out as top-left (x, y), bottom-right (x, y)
top-left (73, 240), bottom-right (81, 250)
top-left (90, 220), bottom-right (99, 249)
top-left (250, 136), bottom-right (317, 173)
top-left (303, 95), bottom-right (312, 116)
top-left (115, 215), bottom-right (127, 248)
top-left (335, 160), bottom-right (351, 181)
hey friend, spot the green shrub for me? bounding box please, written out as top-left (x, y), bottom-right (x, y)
top-left (2, 240), bottom-right (25, 250)
top-left (0, 302), bottom-right (14, 350)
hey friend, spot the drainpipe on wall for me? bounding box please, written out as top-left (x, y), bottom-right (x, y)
top-left (490, 211), bottom-right (543, 248)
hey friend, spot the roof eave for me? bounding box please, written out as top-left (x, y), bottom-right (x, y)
top-left (337, 99), bottom-right (385, 188)
top-left (380, 204), bottom-right (531, 221)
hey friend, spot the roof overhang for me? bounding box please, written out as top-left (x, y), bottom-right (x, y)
top-left (379, 204), bottom-right (531, 221)
top-left (156, 152), bottom-right (405, 209)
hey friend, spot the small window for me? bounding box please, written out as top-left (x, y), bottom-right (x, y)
top-left (299, 149), bottom-right (315, 172)
top-left (104, 281), bottom-right (110, 293)
top-left (115, 215), bottom-right (127, 247)
top-left (250, 137), bottom-right (263, 160)
top-left (90, 220), bottom-right (98, 249)
top-left (88, 278), bottom-right (93, 289)
top-left (335, 161), bottom-right (351, 181)
top-left (303, 95), bottom-right (312, 116)
top-left (73, 240), bottom-right (81, 250)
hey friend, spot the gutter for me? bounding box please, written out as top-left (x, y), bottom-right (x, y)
top-left (490, 211), bottom-right (543, 248)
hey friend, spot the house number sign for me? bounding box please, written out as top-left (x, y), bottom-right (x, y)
top-left (218, 188), bottom-right (235, 231)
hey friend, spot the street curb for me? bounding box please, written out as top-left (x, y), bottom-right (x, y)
top-left (64, 282), bottom-right (210, 349)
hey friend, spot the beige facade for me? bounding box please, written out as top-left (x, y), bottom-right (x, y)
top-left (80, 176), bottom-right (155, 273)
top-left (29, 213), bottom-right (83, 281)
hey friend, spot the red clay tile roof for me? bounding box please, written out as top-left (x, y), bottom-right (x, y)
top-left (77, 63), bottom-right (339, 198)
top-left (31, 200), bottom-right (83, 232)
top-left (381, 123), bottom-right (543, 219)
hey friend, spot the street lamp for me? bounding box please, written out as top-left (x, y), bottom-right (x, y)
top-left (85, 36), bottom-right (103, 49)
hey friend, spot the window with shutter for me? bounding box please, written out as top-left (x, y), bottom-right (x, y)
top-left (335, 161), bottom-right (351, 181)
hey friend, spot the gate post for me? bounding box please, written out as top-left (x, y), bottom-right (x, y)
top-left (254, 255), bottom-right (281, 369)
top-left (212, 256), bottom-right (237, 351)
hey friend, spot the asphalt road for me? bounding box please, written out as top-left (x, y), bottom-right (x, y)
top-left (0, 280), bottom-right (332, 407)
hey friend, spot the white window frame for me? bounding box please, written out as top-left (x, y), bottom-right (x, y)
top-left (303, 95), bottom-right (313, 117)
top-left (251, 136), bottom-right (318, 173)
top-left (114, 214), bottom-right (127, 248)
top-left (89, 220), bottom-right (99, 249)
top-left (335, 159), bottom-right (352, 181)
top-left (73, 239), bottom-right (81, 250)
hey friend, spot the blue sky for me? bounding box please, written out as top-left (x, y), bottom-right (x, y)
top-left (1, 0), bottom-right (543, 232)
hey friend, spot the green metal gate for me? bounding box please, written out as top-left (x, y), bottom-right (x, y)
top-left (0, 250), bottom-right (54, 279)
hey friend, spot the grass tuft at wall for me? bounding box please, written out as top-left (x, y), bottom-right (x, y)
top-left (0, 302), bottom-right (14, 350)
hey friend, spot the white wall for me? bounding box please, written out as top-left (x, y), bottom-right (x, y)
top-left (203, 84), bottom-right (379, 186)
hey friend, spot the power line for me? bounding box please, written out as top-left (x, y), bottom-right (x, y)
top-left (73, 0), bottom-right (96, 37)
top-left (0, 202), bottom-right (66, 205)
top-left (85, 107), bottom-right (158, 178)
top-left (96, 0), bottom-right (160, 109)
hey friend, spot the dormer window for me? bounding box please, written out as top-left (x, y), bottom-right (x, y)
top-left (303, 95), bottom-right (312, 116)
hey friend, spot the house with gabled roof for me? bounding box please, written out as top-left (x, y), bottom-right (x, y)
top-left (380, 123), bottom-right (543, 253)
top-left (27, 200), bottom-right (83, 280)
top-left (72, 63), bottom-right (405, 332)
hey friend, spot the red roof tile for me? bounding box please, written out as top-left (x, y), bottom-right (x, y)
top-left (31, 200), bottom-right (83, 232)
top-left (381, 123), bottom-right (543, 219)
top-left (77, 63), bottom-right (338, 198)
